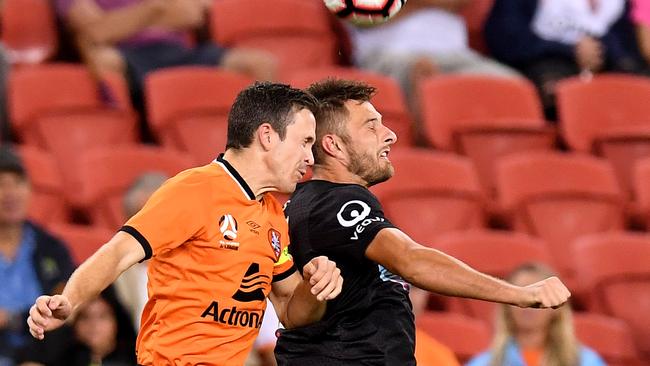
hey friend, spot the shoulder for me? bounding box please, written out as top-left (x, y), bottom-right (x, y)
top-left (579, 345), bottom-right (607, 366)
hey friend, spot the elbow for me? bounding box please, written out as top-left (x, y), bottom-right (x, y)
top-left (395, 248), bottom-right (428, 286)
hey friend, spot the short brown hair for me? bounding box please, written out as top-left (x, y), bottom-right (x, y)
top-left (306, 79), bottom-right (376, 164)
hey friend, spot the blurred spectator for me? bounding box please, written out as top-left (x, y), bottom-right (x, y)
top-left (410, 287), bottom-right (462, 366)
top-left (113, 172), bottom-right (167, 330)
top-left (485, 0), bottom-right (648, 119)
top-left (54, 288), bottom-right (137, 366)
top-left (632, 0), bottom-right (650, 65)
top-left (466, 263), bottom-right (605, 366)
top-left (0, 146), bottom-right (74, 365)
top-left (53, 0), bottom-right (277, 138)
top-left (350, 0), bottom-right (520, 143)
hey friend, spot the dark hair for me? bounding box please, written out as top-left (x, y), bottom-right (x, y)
top-left (306, 79), bottom-right (376, 164)
top-left (0, 145), bottom-right (26, 177)
top-left (226, 81), bottom-right (318, 150)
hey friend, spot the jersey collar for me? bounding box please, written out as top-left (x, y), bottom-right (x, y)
top-left (214, 154), bottom-right (257, 201)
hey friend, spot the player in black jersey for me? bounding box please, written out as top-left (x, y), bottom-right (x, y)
top-left (275, 79), bottom-right (571, 365)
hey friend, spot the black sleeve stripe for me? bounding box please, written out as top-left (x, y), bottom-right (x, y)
top-left (272, 264), bottom-right (297, 283)
top-left (120, 225), bottom-right (152, 262)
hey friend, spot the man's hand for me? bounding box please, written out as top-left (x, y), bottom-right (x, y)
top-left (519, 276), bottom-right (571, 309)
top-left (302, 256), bottom-right (343, 302)
top-left (27, 295), bottom-right (73, 340)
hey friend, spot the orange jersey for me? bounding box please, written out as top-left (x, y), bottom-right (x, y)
top-left (121, 155), bottom-right (295, 366)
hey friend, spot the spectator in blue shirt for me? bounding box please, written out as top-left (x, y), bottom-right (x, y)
top-left (0, 146), bottom-right (74, 365)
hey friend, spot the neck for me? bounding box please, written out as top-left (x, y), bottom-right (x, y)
top-left (312, 162), bottom-right (368, 187)
top-left (222, 149), bottom-right (275, 199)
top-left (515, 328), bottom-right (547, 349)
top-left (0, 223), bottom-right (24, 259)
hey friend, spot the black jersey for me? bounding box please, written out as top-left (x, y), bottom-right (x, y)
top-left (275, 180), bottom-right (415, 366)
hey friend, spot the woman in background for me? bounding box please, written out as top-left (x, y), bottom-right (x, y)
top-left (466, 263), bottom-right (605, 366)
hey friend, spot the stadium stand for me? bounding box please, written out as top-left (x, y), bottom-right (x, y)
top-left (574, 232), bottom-right (650, 360)
top-left (1, 0), bottom-right (58, 64)
top-left (371, 148), bottom-right (485, 244)
top-left (76, 146), bottom-right (193, 229)
top-left (557, 74), bottom-right (650, 197)
top-left (418, 75), bottom-right (556, 196)
top-left (496, 151), bottom-right (625, 293)
top-left (145, 66), bottom-right (252, 163)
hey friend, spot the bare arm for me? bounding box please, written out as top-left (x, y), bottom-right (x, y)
top-left (66, 0), bottom-right (167, 45)
top-left (268, 257), bottom-right (342, 328)
top-left (366, 228), bottom-right (570, 308)
top-left (27, 231), bottom-right (145, 339)
top-left (637, 24), bottom-right (650, 66)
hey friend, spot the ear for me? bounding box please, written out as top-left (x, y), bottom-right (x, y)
top-left (256, 123), bottom-right (277, 151)
top-left (321, 134), bottom-right (346, 158)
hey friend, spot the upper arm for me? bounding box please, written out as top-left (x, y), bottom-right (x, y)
top-left (364, 228), bottom-right (421, 276)
top-left (98, 231), bottom-right (147, 274)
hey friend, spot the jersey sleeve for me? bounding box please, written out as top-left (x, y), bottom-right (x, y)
top-left (120, 173), bottom-right (208, 260)
top-left (310, 185), bottom-right (395, 261)
top-left (272, 217), bottom-right (296, 282)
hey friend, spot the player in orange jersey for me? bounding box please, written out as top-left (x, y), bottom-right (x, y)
top-left (26, 82), bottom-right (344, 366)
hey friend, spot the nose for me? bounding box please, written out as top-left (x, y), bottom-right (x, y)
top-left (305, 147), bottom-right (314, 166)
top-left (383, 125), bottom-right (397, 146)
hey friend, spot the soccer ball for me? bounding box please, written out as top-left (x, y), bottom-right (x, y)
top-left (324, 0), bottom-right (407, 26)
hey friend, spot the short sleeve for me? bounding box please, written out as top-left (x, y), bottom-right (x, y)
top-left (309, 185), bottom-right (395, 261)
top-left (120, 174), bottom-right (207, 260)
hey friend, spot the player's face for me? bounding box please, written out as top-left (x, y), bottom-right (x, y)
top-left (0, 172), bottom-right (30, 225)
top-left (270, 108), bottom-right (316, 193)
top-left (343, 100), bottom-right (397, 187)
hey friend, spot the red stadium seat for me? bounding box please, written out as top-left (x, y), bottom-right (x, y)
top-left (434, 230), bottom-right (552, 326)
top-left (573, 312), bottom-right (644, 366)
top-left (285, 66), bottom-right (415, 147)
top-left (418, 75), bottom-right (555, 196)
top-left (48, 223), bottom-right (114, 266)
top-left (416, 311), bottom-right (491, 364)
top-left (371, 149), bottom-right (485, 245)
top-left (16, 145), bottom-right (68, 225)
top-left (8, 63), bottom-right (133, 144)
top-left (77, 146), bottom-right (193, 229)
top-left (211, 0), bottom-right (340, 77)
top-left (1, 0), bottom-right (58, 64)
top-left (557, 74), bottom-right (650, 197)
top-left (634, 157), bottom-right (650, 228)
top-left (574, 233), bottom-right (650, 359)
top-left (145, 67), bottom-right (253, 163)
top-left (497, 152), bottom-right (624, 291)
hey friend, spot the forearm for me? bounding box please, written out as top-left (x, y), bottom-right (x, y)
top-left (283, 280), bottom-right (326, 328)
top-left (403, 247), bottom-right (525, 306)
top-left (76, 0), bottom-right (165, 45)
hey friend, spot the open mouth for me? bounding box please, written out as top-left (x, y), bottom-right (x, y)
top-left (379, 149), bottom-right (390, 160)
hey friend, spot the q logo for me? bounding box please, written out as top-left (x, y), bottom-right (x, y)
top-left (336, 200), bottom-right (371, 227)
top-left (219, 214), bottom-right (238, 241)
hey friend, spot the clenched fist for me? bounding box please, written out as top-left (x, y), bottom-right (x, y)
top-left (302, 256), bottom-right (343, 302)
